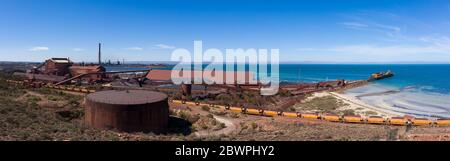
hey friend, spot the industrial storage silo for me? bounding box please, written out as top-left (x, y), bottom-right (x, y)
top-left (85, 90), bottom-right (169, 133)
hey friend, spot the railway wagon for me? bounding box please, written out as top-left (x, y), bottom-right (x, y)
top-left (229, 107), bottom-right (242, 113)
top-left (322, 114), bottom-right (341, 122)
top-left (436, 119), bottom-right (450, 126)
top-left (302, 113), bottom-right (320, 120)
top-left (246, 108), bottom-right (261, 115)
top-left (263, 110), bottom-right (278, 117)
top-left (411, 118), bottom-right (432, 126)
top-left (185, 101), bottom-right (196, 106)
top-left (172, 100), bottom-right (183, 104)
top-left (198, 103), bottom-right (210, 107)
top-left (343, 115), bottom-right (363, 123)
top-left (282, 112), bottom-right (298, 118)
top-left (367, 116), bottom-right (386, 124)
top-left (81, 88), bottom-right (89, 93)
top-left (389, 117), bottom-right (409, 126)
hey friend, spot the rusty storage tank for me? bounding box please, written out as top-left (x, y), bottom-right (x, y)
top-left (85, 90), bottom-right (168, 133)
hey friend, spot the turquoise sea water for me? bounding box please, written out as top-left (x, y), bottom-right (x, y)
top-left (276, 64), bottom-right (450, 94)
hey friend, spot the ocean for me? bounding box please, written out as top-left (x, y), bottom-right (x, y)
top-left (106, 64), bottom-right (450, 118)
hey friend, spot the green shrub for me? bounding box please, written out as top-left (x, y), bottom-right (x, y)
top-left (341, 109), bottom-right (356, 116)
top-left (364, 111), bottom-right (378, 116)
top-left (201, 124), bottom-right (208, 130)
top-left (251, 122), bottom-right (258, 129)
top-left (201, 105), bottom-right (210, 111)
top-left (219, 123), bottom-right (226, 129)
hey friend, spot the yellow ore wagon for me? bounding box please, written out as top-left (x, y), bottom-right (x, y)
top-left (436, 119), bottom-right (450, 126)
top-left (301, 113), bottom-right (320, 120)
top-left (389, 117), bottom-right (409, 126)
top-left (263, 110), bottom-right (278, 117)
top-left (367, 116), bottom-right (385, 124)
top-left (323, 114), bottom-right (341, 122)
top-left (185, 101), bottom-right (196, 106)
top-left (229, 107), bottom-right (242, 113)
top-left (246, 108), bottom-right (261, 115)
top-left (199, 103), bottom-right (210, 107)
top-left (343, 115), bottom-right (363, 123)
top-left (411, 118), bottom-right (432, 126)
top-left (282, 112), bottom-right (298, 118)
top-left (81, 88), bottom-right (89, 93)
top-left (172, 100), bottom-right (183, 104)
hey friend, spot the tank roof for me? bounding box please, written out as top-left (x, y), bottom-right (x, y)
top-left (86, 90), bottom-right (167, 105)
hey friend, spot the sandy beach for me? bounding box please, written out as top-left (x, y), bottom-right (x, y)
top-left (306, 91), bottom-right (400, 118)
top-left (329, 92), bottom-right (402, 117)
top-left (335, 84), bottom-right (450, 119)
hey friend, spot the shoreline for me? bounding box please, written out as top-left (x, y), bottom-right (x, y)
top-left (305, 91), bottom-right (401, 118)
top-left (333, 83), bottom-right (450, 119)
top-left (328, 92), bottom-right (402, 117)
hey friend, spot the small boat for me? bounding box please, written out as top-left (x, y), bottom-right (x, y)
top-left (368, 70), bottom-right (394, 81)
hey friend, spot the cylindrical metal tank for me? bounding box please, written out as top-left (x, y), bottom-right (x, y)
top-left (85, 90), bottom-right (168, 133)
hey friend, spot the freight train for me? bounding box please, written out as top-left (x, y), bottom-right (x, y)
top-left (172, 100), bottom-right (450, 127)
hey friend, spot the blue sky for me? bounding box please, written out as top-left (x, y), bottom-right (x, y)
top-left (1, 0), bottom-right (450, 63)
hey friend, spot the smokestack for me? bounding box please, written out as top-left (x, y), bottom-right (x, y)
top-left (98, 43), bottom-right (101, 65)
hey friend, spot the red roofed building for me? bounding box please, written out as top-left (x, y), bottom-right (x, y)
top-left (146, 69), bottom-right (256, 84)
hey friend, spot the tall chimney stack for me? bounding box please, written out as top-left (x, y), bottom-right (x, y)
top-left (98, 43), bottom-right (102, 65)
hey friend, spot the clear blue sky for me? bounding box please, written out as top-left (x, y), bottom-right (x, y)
top-left (1, 0), bottom-right (450, 63)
